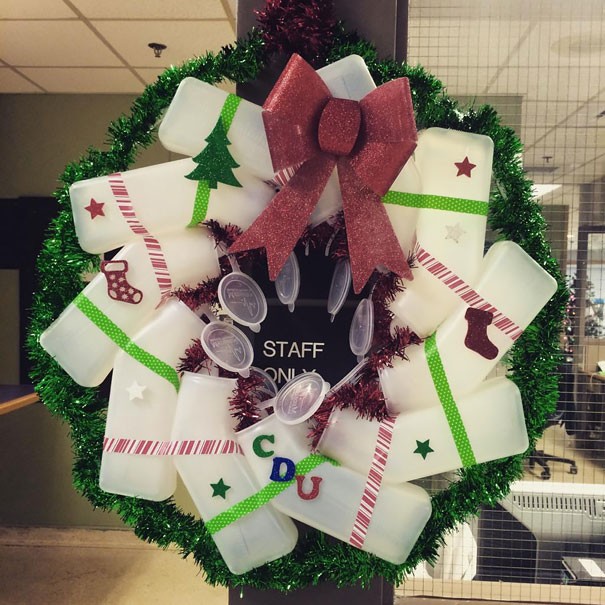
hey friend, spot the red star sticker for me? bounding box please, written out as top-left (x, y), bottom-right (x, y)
top-left (454, 156), bottom-right (476, 178)
top-left (84, 198), bottom-right (105, 219)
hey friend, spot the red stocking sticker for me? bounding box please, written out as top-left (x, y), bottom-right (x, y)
top-left (464, 307), bottom-right (498, 359)
top-left (101, 260), bottom-right (143, 305)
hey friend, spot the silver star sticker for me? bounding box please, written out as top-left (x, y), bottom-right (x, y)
top-left (126, 380), bottom-right (147, 401)
top-left (445, 223), bottom-right (466, 243)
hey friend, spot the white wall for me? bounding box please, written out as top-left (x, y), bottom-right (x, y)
top-left (0, 93), bottom-right (177, 527)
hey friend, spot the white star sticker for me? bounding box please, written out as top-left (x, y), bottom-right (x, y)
top-left (445, 223), bottom-right (466, 243)
top-left (126, 380), bottom-right (147, 401)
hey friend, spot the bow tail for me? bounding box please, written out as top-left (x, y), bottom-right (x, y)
top-left (338, 160), bottom-right (413, 294)
top-left (229, 155), bottom-right (335, 280)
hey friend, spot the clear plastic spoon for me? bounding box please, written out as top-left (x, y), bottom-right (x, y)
top-left (199, 305), bottom-right (254, 378)
top-left (274, 372), bottom-right (330, 425)
top-left (275, 252), bottom-right (300, 313)
top-left (326, 359), bottom-right (369, 396)
top-left (250, 366), bottom-right (279, 401)
top-left (250, 367), bottom-right (280, 417)
top-left (217, 254), bottom-right (267, 333)
top-left (327, 258), bottom-right (351, 322)
top-left (349, 294), bottom-right (375, 362)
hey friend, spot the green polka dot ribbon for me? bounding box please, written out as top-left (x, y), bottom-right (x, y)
top-left (219, 94), bottom-right (241, 131)
top-left (382, 190), bottom-right (488, 216)
top-left (187, 93), bottom-right (242, 227)
top-left (189, 180), bottom-right (211, 227)
top-left (73, 294), bottom-right (180, 391)
top-left (424, 333), bottom-right (477, 467)
top-left (205, 453), bottom-right (338, 535)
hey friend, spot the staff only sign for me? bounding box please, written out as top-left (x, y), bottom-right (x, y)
top-left (262, 337), bottom-right (326, 383)
top-left (253, 301), bottom-right (357, 386)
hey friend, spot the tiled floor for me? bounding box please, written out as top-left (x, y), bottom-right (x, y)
top-left (3, 525), bottom-right (604, 605)
top-left (0, 527), bottom-right (228, 605)
top-left (396, 601), bottom-right (536, 605)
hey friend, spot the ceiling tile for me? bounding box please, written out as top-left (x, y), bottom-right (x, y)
top-left (71, 0), bottom-right (228, 20)
top-left (563, 100), bottom-right (605, 128)
top-left (19, 67), bottom-right (144, 93)
top-left (524, 142), bottom-right (601, 178)
top-left (408, 19), bottom-right (532, 72)
top-left (523, 100), bottom-right (585, 129)
top-left (0, 67), bottom-right (43, 92)
top-left (522, 126), bottom-right (552, 149)
top-left (135, 67), bottom-right (168, 86)
top-left (0, 21), bottom-right (122, 66)
top-left (410, 0), bottom-right (605, 22)
top-left (512, 18), bottom-right (605, 70)
top-left (411, 66), bottom-right (492, 96)
top-left (0, 0), bottom-right (77, 19)
top-left (135, 67), bottom-right (236, 93)
top-left (488, 66), bottom-right (603, 102)
top-left (410, 0), bottom-right (546, 21)
top-left (93, 20), bottom-right (234, 68)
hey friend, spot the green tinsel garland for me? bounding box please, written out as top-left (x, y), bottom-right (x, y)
top-left (27, 26), bottom-right (568, 591)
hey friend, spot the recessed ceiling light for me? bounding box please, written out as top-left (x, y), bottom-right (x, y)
top-left (532, 184), bottom-right (561, 199)
top-left (552, 34), bottom-right (605, 56)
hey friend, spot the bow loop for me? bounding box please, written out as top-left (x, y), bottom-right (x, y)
top-left (351, 78), bottom-right (417, 196)
top-left (262, 54), bottom-right (331, 171)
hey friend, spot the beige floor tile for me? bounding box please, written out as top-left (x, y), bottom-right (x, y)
top-left (0, 527), bottom-right (228, 605)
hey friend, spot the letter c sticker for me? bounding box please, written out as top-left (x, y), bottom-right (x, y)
top-left (252, 434), bottom-right (275, 458)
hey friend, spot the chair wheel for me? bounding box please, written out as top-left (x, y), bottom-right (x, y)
top-left (541, 468), bottom-right (551, 480)
top-left (569, 465), bottom-right (578, 475)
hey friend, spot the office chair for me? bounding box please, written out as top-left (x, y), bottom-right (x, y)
top-left (528, 358), bottom-right (578, 480)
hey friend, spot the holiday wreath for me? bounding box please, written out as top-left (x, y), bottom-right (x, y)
top-left (28, 0), bottom-right (568, 591)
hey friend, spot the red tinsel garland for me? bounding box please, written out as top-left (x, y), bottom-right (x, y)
top-left (173, 277), bottom-right (221, 311)
top-left (255, 0), bottom-right (337, 67)
top-left (174, 214), bottom-right (422, 444)
top-left (229, 373), bottom-right (267, 430)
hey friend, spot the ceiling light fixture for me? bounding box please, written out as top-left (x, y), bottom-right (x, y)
top-left (532, 184), bottom-right (561, 199)
top-left (148, 42), bottom-right (167, 58)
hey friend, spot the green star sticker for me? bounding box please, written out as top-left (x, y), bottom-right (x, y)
top-left (210, 478), bottom-right (231, 499)
top-left (414, 439), bottom-right (434, 460)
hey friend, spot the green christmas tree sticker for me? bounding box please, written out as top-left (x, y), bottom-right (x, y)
top-left (186, 118), bottom-right (241, 189)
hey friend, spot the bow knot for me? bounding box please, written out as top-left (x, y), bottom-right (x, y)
top-left (230, 54), bottom-right (417, 293)
top-left (318, 98), bottom-right (361, 157)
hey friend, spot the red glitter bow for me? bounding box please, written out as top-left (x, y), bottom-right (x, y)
top-left (229, 54), bottom-right (417, 293)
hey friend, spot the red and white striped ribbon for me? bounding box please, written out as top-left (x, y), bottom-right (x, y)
top-left (109, 174), bottom-right (173, 301)
top-left (264, 165), bottom-right (300, 190)
top-left (103, 437), bottom-right (243, 456)
top-left (416, 245), bottom-right (523, 340)
top-left (349, 415), bottom-right (396, 549)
